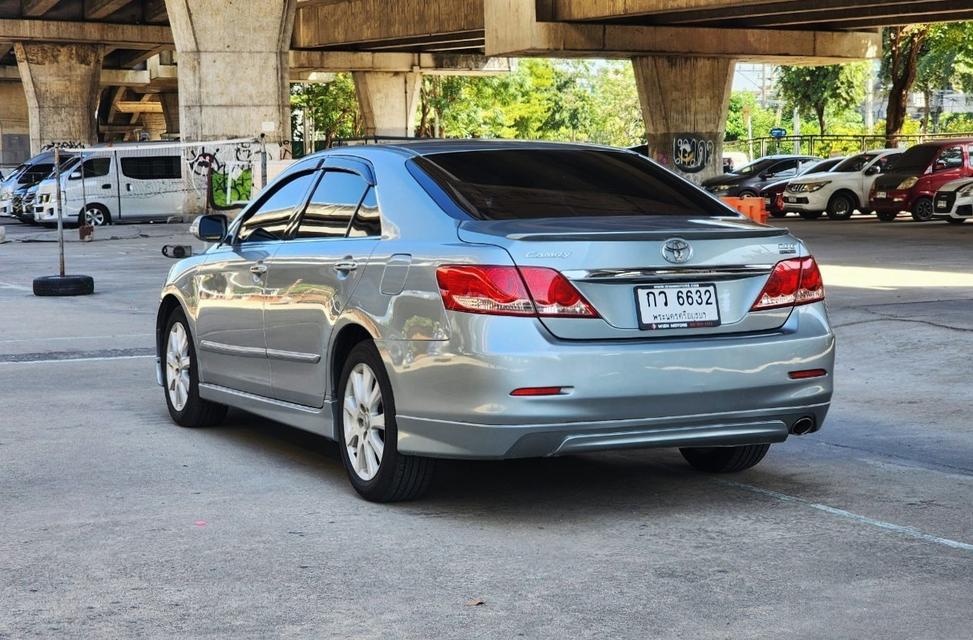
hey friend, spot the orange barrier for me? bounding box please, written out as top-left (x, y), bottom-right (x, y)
top-left (720, 196), bottom-right (768, 224)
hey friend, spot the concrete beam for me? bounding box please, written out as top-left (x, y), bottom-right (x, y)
top-left (484, 0), bottom-right (880, 62)
top-left (85, 0), bottom-right (138, 20)
top-left (289, 50), bottom-right (509, 74)
top-left (22, 0), bottom-right (63, 17)
top-left (292, 0), bottom-right (482, 50)
top-left (115, 100), bottom-right (163, 113)
top-left (99, 68), bottom-right (150, 86)
top-left (0, 18), bottom-right (173, 49)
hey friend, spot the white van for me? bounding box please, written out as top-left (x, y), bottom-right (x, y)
top-left (33, 146), bottom-right (186, 225)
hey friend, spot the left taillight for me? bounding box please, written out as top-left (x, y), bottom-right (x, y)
top-left (750, 257), bottom-right (825, 311)
top-left (436, 265), bottom-right (599, 318)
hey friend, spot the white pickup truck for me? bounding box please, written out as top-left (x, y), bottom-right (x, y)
top-left (783, 149), bottom-right (902, 220)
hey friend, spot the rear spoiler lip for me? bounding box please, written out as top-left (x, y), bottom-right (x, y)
top-left (500, 228), bottom-right (790, 241)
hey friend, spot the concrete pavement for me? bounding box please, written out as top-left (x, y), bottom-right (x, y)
top-left (1, 215), bottom-right (971, 639)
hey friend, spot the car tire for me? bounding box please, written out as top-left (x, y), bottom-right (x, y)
top-left (163, 307), bottom-right (227, 428)
top-left (680, 444), bottom-right (771, 473)
top-left (876, 210), bottom-right (897, 222)
top-left (738, 190), bottom-right (758, 198)
top-left (826, 193), bottom-right (856, 220)
top-left (80, 204), bottom-right (111, 226)
top-left (769, 210), bottom-right (788, 219)
top-left (336, 341), bottom-right (434, 502)
top-left (32, 274), bottom-right (94, 296)
top-left (798, 210), bottom-right (823, 220)
top-left (911, 197), bottom-right (935, 222)
top-left (945, 217), bottom-right (967, 224)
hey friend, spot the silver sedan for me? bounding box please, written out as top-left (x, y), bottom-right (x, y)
top-left (156, 141), bottom-right (835, 501)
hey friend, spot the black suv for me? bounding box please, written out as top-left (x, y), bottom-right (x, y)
top-left (701, 155), bottom-right (818, 198)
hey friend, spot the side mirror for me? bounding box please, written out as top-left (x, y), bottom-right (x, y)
top-left (190, 214), bottom-right (228, 242)
top-left (934, 160), bottom-right (948, 172)
top-left (864, 166), bottom-right (879, 176)
top-left (68, 170), bottom-right (83, 180)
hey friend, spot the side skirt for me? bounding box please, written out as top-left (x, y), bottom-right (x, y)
top-left (199, 383), bottom-right (336, 440)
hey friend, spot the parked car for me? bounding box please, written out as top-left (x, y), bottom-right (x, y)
top-left (0, 152), bottom-right (70, 223)
top-left (783, 149), bottom-right (901, 220)
top-left (156, 141), bottom-right (835, 502)
top-left (32, 145), bottom-right (185, 226)
top-left (701, 154), bottom-right (819, 198)
top-left (760, 156), bottom-right (845, 218)
top-left (932, 177), bottom-right (973, 224)
top-left (0, 165), bottom-right (26, 217)
top-left (870, 139), bottom-right (973, 222)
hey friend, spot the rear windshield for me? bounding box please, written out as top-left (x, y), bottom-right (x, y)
top-left (893, 145), bottom-right (939, 172)
top-left (410, 149), bottom-right (736, 220)
top-left (833, 153), bottom-right (877, 172)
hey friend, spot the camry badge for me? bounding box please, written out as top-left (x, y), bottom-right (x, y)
top-left (662, 238), bottom-right (693, 264)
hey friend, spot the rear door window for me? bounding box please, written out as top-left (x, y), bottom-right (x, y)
top-left (120, 156), bottom-right (182, 180)
top-left (411, 149), bottom-right (736, 220)
top-left (294, 171), bottom-right (370, 239)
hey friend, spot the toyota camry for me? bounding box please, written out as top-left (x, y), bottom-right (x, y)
top-left (156, 141), bottom-right (835, 501)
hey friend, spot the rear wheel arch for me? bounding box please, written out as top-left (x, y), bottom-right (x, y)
top-left (330, 323), bottom-right (377, 398)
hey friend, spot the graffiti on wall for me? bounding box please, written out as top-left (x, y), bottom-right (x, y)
top-left (671, 134), bottom-right (714, 174)
top-left (183, 142), bottom-right (255, 209)
top-left (41, 141), bottom-right (86, 151)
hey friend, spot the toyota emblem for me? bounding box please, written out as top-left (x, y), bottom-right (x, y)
top-left (662, 238), bottom-right (693, 264)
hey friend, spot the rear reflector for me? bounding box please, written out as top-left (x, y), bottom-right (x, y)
top-left (436, 265), bottom-right (598, 318)
top-left (510, 386), bottom-right (568, 396)
top-left (751, 257), bottom-right (825, 311)
top-left (788, 369), bottom-right (828, 379)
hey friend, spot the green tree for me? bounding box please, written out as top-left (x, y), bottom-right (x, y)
top-left (882, 25), bottom-right (931, 145)
top-left (776, 63), bottom-right (868, 136)
top-left (290, 74), bottom-right (361, 153)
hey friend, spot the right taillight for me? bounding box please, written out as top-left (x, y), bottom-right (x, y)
top-left (436, 265), bottom-right (599, 318)
top-left (751, 257), bottom-right (825, 311)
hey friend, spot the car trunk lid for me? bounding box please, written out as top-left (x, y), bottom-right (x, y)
top-left (457, 216), bottom-right (798, 340)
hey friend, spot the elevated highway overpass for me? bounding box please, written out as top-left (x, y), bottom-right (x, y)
top-left (1, 0), bottom-right (971, 179)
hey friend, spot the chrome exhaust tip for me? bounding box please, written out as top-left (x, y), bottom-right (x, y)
top-left (791, 417), bottom-right (816, 436)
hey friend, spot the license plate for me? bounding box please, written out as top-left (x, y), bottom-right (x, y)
top-left (764, 197), bottom-right (772, 205)
top-left (937, 199), bottom-right (949, 209)
top-left (636, 283), bottom-right (720, 330)
top-left (785, 196), bottom-right (797, 203)
top-left (875, 191), bottom-right (887, 199)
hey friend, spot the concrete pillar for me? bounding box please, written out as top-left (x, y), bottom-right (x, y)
top-left (632, 56), bottom-right (735, 183)
top-left (0, 81), bottom-right (31, 164)
top-left (165, 0), bottom-right (296, 147)
top-left (14, 43), bottom-right (103, 154)
top-left (160, 91), bottom-right (179, 136)
top-left (353, 71), bottom-right (422, 138)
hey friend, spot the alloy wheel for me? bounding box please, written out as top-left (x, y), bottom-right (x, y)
top-left (342, 362), bottom-right (386, 481)
top-left (166, 322), bottom-right (191, 411)
top-left (84, 207), bottom-right (106, 226)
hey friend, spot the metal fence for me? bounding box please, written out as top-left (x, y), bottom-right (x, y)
top-left (725, 131), bottom-right (973, 160)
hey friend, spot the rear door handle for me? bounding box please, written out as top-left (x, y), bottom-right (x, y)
top-left (101, 184), bottom-right (111, 189)
top-left (250, 263), bottom-right (268, 275)
top-left (333, 261), bottom-right (358, 273)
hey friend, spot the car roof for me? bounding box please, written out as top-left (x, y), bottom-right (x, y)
top-left (319, 139), bottom-right (643, 160)
top-left (908, 139), bottom-right (973, 148)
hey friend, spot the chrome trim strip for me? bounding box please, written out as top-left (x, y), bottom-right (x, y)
top-left (562, 265), bottom-right (773, 283)
top-left (266, 348), bottom-right (321, 364)
top-left (199, 339), bottom-right (267, 358)
top-left (199, 383), bottom-right (322, 413)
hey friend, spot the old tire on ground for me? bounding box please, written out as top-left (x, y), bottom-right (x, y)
top-left (163, 307), bottom-right (227, 428)
top-left (799, 210), bottom-right (823, 220)
top-left (826, 192), bottom-right (856, 220)
top-left (32, 274), bottom-right (94, 296)
top-left (337, 341), bottom-right (435, 502)
top-left (680, 444), bottom-right (771, 473)
top-left (911, 197), bottom-right (935, 222)
top-left (876, 210), bottom-right (898, 222)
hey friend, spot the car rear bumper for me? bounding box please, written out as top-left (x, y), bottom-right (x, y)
top-left (382, 303), bottom-right (835, 459)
